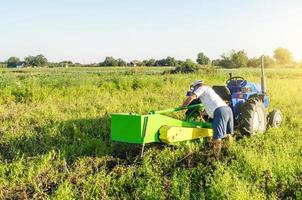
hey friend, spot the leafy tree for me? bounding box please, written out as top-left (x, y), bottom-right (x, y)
top-left (99, 56), bottom-right (118, 66)
top-left (25, 54), bottom-right (48, 67)
top-left (211, 59), bottom-right (222, 67)
top-left (142, 59), bottom-right (156, 66)
top-left (216, 50), bottom-right (248, 68)
top-left (146, 59), bottom-right (156, 66)
top-left (7, 57), bottom-right (20, 67)
top-left (155, 58), bottom-right (167, 66)
top-left (58, 61), bottom-right (73, 67)
top-left (155, 57), bottom-right (177, 66)
top-left (165, 56), bottom-right (177, 66)
top-left (196, 52), bottom-right (210, 65)
top-left (230, 50), bottom-right (248, 68)
top-left (217, 54), bottom-right (233, 68)
top-left (60, 61), bottom-right (73, 65)
top-left (262, 55), bottom-right (275, 67)
top-left (248, 55), bottom-right (275, 68)
top-left (35, 54), bottom-right (48, 66)
top-left (172, 59), bottom-right (199, 73)
top-left (25, 56), bottom-right (35, 66)
top-left (175, 60), bottom-right (184, 67)
top-left (248, 57), bottom-right (261, 68)
top-left (117, 58), bottom-right (127, 66)
top-left (156, 59), bottom-right (164, 66)
top-left (273, 47), bottom-right (292, 65)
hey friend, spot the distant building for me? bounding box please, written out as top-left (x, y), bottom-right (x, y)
top-left (16, 61), bottom-right (26, 68)
top-left (130, 60), bottom-right (141, 66)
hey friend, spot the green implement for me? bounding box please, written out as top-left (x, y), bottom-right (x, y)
top-left (111, 104), bottom-right (212, 144)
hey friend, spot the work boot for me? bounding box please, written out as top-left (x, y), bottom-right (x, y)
top-left (213, 139), bottom-right (222, 160)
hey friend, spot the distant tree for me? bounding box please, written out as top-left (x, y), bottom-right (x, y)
top-left (25, 54), bottom-right (48, 67)
top-left (262, 55), bottom-right (275, 67)
top-left (165, 56), bottom-right (177, 66)
top-left (273, 47), bottom-right (292, 65)
top-left (155, 59), bottom-right (165, 66)
top-left (7, 56), bottom-right (20, 67)
top-left (217, 54), bottom-right (233, 68)
top-left (60, 60), bottom-right (73, 65)
top-left (248, 57), bottom-right (261, 68)
top-left (99, 56), bottom-right (118, 66)
top-left (35, 54), bottom-right (48, 66)
top-left (211, 59), bottom-right (222, 67)
top-left (59, 60), bottom-right (73, 67)
top-left (248, 55), bottom-right (275, 68)
top-left (230, 50), bottom-right (248, 68)
top-left (172, 59), bottom-right (199, 73)
top-left (142, 59), bottom-right (156, 66)
top-left (25, 56), bottom-right (35, 66)
top-left (117, 58), bottom-right (127, 66)
top-left (216, 50), bottom-right (248, 68)
top-left (175, 60), bottom-right (184, 67)
top-left (196, 52), bottom-right (210, 65)
top-left (146, 59), bottom-right (156, 66)
top-left (154, 57), bottom-right (177, 66)
top-left (155, 58), bottom-right (167, 66)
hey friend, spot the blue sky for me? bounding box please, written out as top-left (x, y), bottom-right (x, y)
top-left (0, 0), bottom-right (301, 63)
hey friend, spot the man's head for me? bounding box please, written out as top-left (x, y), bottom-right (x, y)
top-left (186, 80), bottom-right (204, 96)
top-left (190, 80), bottom-right (204, 91)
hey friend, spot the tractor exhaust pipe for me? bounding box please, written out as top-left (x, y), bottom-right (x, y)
top-left (261, 56), bottom-right (266, 95)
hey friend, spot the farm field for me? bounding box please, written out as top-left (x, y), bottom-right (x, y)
top-left (0, 67), bottom-right (302, 199)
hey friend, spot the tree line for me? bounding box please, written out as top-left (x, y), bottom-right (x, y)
top-left (1, 47), bottom-right (299, 69)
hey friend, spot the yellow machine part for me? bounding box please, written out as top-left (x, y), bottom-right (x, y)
top-left (159, 125), bottom-right (213, 143)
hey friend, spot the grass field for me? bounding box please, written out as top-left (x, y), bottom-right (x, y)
top-left (0, 67), bottom-right (302, 199)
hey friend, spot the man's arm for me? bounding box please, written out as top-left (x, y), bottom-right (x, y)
top-left (181, 93), bottom-right (197, 107)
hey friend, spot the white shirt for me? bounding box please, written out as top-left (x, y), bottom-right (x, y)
top-left (193, 86), bottom-right (227, 118)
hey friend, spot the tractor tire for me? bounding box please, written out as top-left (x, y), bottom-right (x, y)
top-left (239, 98), bottom-right (267, 136)
top-left (268, 109), bottom-right (282, 128)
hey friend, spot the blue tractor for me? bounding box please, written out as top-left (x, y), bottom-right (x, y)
top-left (186, 61), bottom-right (282, 136)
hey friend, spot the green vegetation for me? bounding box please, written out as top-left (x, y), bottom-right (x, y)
top-left (0, 67), bottom-right (301, 199)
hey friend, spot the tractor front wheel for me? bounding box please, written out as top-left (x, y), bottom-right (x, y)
top-left (239, 98), bottom-right (267, 136)
top-left (268, 109), bottom-right (282, 128)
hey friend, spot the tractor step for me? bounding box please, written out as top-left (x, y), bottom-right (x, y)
top-left (159, 125), bottom-right (213, 143)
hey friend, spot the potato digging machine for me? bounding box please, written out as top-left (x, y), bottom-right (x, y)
top-left (111, 58), bottom-right (282, 155)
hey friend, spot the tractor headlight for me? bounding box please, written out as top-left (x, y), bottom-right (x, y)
top-left (241, 87), bottom-right (252, 93)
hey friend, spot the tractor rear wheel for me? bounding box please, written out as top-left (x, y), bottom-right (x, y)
top-left (239, 98), bottom-right (267, 136)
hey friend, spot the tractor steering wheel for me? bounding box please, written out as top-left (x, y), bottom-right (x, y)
top-left (226, 76), bottom-right (246, 86)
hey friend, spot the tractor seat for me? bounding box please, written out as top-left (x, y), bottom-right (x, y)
top-left (212, 86), bottom-right (232, 104)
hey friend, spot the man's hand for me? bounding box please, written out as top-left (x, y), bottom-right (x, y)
top-left (200, 110), bottom-right (207, 116)
top-left (181, 93), bottom-right (197, 107)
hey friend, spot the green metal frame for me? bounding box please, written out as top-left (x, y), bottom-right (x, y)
top-left (111, 104), bottom-right (212, 144)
